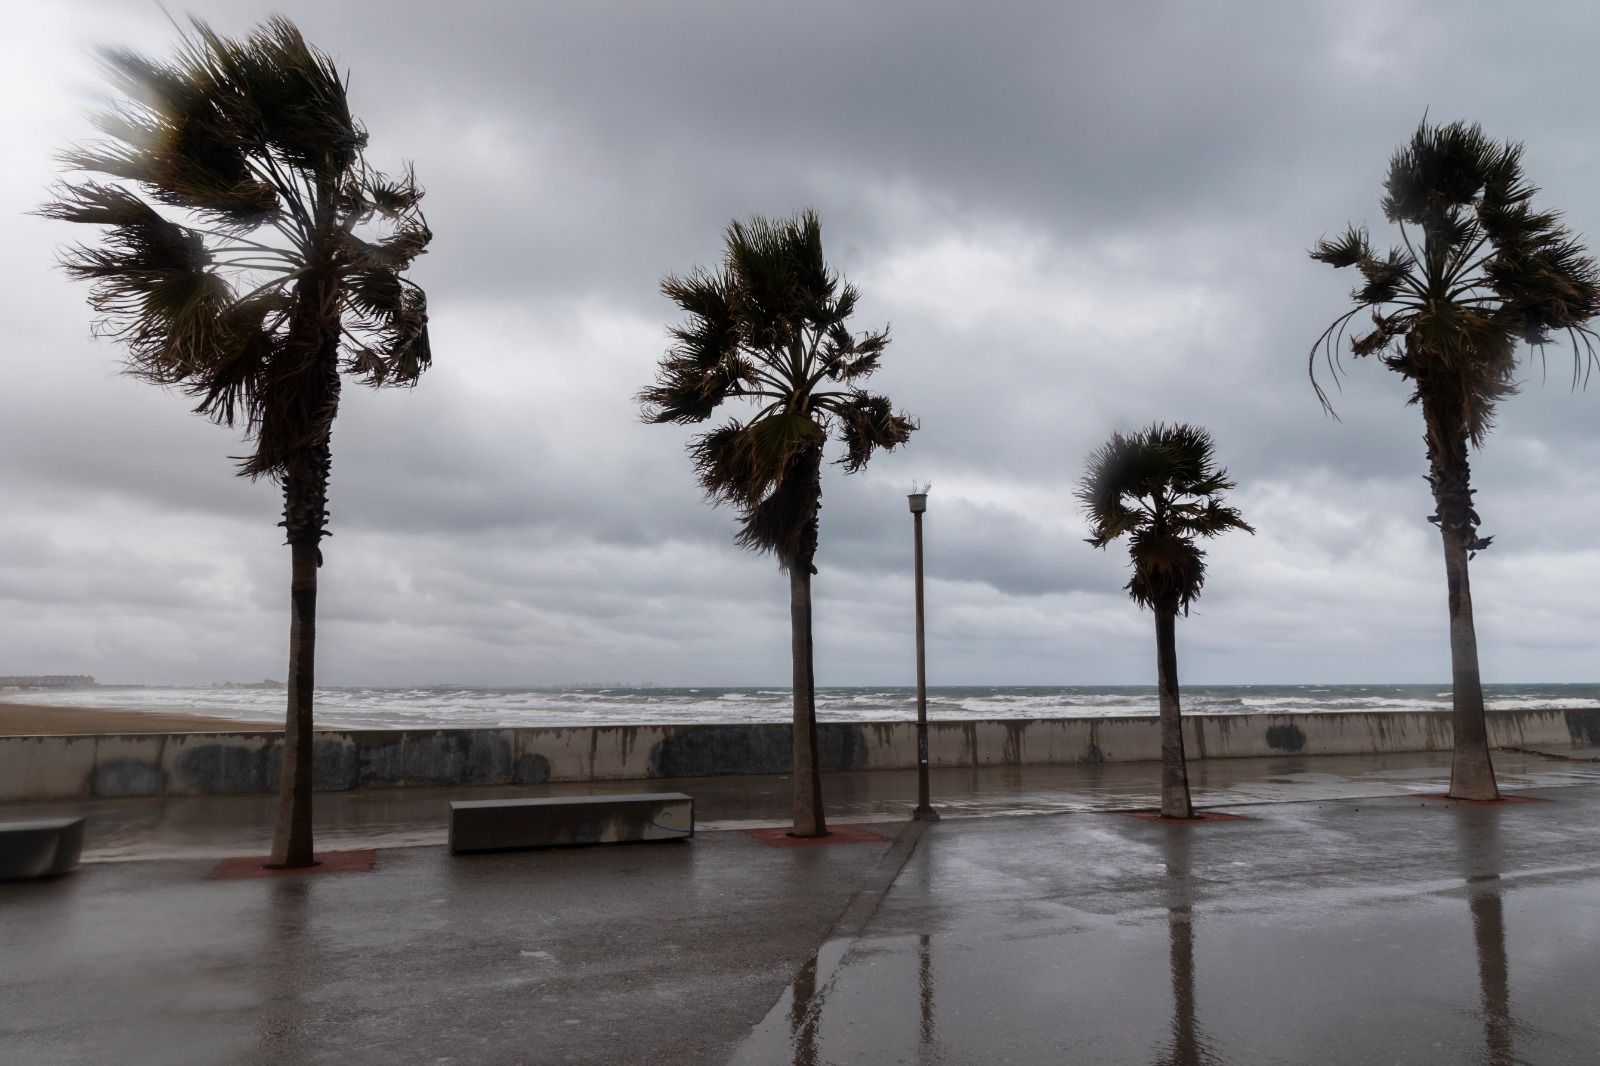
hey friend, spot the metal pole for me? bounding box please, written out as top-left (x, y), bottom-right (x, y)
top-left (910, 495), bottom-right (938, 821)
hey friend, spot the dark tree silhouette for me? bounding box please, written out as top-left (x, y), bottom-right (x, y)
top-left (1311, 120), bottom-right (1600, 800)
top-left (42, 17), bottom-right (432, 866)
top-left (1079, 424), bottom-right (1253, 818)
top-left (641, 211), bottom-right (915, 836)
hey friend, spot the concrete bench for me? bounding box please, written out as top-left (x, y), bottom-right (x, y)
top-left (449, 793), bottom-right (693, 854)
top-left (0, 817), bottom-right (85, 881)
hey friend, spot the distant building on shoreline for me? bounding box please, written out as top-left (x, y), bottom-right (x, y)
top-left (0, 675), bottom-right (96, 690)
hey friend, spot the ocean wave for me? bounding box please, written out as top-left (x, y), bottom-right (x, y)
top-left (1488, 697), bottom-right (1600, 710)
top-left (8, 684), bottom-right (1599, 729)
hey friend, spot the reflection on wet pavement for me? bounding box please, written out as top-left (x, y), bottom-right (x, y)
top-left (256, 878), bottom-right (312, 1062)
top-left (788, 949), bottom-right (819, 1065)
top-left (1460, 813), bottom-right (1513, 1066)
top-left (732, 789), bottom-right (1600, 1065)
top-left (1157, 826), bottom-right (1222, 1066)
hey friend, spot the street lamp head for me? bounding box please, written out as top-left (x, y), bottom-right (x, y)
top-left (908, 482), bottom-right (930, 514)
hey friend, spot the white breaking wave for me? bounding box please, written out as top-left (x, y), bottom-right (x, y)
top-left (5, 683), bottom-right (1598, 730)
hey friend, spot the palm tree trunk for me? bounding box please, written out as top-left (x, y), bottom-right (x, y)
top-left (787, 444), bottom-right (827, 838)
top-left (1155, 606), bottom-right (1193, 818)
top-left (789, 564), bottom-right (827, 837)
top-left (1423, 400), bottom-right (1500, 802)
top-left (269, 534), bottom-right (319, 868)
top-left (268, 316), bottom-right (340, 867)
top-left (1442, 530), bottom-right (1499, 799)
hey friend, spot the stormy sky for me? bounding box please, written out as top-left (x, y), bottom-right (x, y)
top-left (3, 1), bottom-right (1598, 688)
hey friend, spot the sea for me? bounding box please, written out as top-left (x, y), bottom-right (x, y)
top-left (10, 683), bottom-right (1600, 730)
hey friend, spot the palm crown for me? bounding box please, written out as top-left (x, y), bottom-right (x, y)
top-left (1078, 423), bottom-right (1253, 613)
top-left (40, 16), bottom-right (431, 485)
top-left (1310, 120), bottom-right (1600, 446)
top-left (640, 210), bottom-right (915, 570)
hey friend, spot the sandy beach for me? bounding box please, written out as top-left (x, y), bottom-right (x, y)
top-left (0, 700), bottom-right (278, 736)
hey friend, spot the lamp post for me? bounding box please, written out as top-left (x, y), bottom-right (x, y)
top-left (908, 488), bottom-right (938, 821)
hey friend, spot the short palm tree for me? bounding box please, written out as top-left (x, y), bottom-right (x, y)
top-left (641, 211), bottom-right (915, 837)
top-left (1079, 424), bottom-right (1253, 819)
top-left (41, 17), bottom-right (432, 866)
top-left (1310, 120), bottom-right (1600, 800)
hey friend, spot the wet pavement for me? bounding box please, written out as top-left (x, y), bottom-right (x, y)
top-left (1, 754), bottom-right (1598, 1064)
top-left (731, 789), bottom-right (1600, 1065)
top-left (0, 819), bottom-right (898, 1066)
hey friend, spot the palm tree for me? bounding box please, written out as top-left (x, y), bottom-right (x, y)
top-left (1078, 424), bottom-right (1253, 819)
top-left (1310, 120), bottom-right (1600, 801)
top-left (640, 211), bottom-right (915, 837)
top-left (41, 17), bottom-right (432, 867)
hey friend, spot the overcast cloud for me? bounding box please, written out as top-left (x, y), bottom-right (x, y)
top-left (3, 1), bottom-right (1599, 687)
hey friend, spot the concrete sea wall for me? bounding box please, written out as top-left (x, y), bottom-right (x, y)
top-left (1, 708), bottom-right (1595, 802)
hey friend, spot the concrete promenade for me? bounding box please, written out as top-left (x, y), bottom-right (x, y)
top-left (2, 751), bottom-right (1598, 1064)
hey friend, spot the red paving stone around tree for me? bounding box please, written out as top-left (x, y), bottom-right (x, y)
top-left (208, 848), bottom-right (376, 880)
top-left (742, 824), bottom-right (889, 847)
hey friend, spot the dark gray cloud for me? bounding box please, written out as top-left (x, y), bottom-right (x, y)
top-left (4, 1), bottom-right (1599, 686)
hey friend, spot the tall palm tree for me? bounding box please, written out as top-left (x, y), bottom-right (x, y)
top-left (641, 211), bottom-right (915, 837)
top-left (1078, 424), bottom-right (1253, 819)
top-left (1310, 120), bottom-right (1600, 801)
top-left (41, 17), bottom-right (432, 867)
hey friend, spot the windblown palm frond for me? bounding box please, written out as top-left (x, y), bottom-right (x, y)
top-left (1309, 119), bottom-right (1600, 435)
top-left (1310, 118), bottom-right (1600, 562)
top-left (642, 210), bottom-right (916, 570)
top-left (1077, 424), bottom-right (1254, 613)
top-left (41, 14), bottom-right (432, 486)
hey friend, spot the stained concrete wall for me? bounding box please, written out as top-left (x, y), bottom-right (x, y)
top-left (1, 708), bottom-right (1595, 802)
